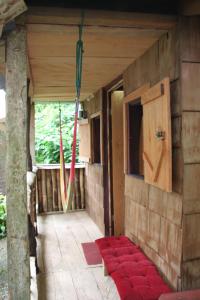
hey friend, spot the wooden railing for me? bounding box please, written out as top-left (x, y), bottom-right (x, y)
top-left (36, 164), bottom-right (85, 213)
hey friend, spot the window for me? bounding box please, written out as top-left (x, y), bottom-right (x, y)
top-left (124, 78), bottom-right (172, 192)
top-left (124, 84), bottom-right (149, 176)
top-left (128, 99), bottom-right (143, 176)
top-left (78, 119), bottom-right (91, 162)
top-left (91, 113), bottom-right (101, 164)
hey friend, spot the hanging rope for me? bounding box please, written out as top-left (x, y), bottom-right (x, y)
top-left (62, 11), bottom-right (84, 212)
top-left (76, 12), bottom-right (84, 99)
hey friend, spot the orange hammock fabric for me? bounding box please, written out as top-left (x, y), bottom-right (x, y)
top-left (59, 122), bottom-right (67, 210)
top-left (60, 101), bottom-right (79, 212)
top-left (59, 15), bottom-right (84, 212)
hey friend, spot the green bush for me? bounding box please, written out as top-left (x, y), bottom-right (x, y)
top-left (35, 103), bottom-right (79, 164)
top-left (0, 195), bottom-right (6, 239)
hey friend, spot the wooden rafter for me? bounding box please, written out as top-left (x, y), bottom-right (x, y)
top-left (25, 7), bottom-right (177, 101)
top-left (26, 7), bottom-right (177, 30)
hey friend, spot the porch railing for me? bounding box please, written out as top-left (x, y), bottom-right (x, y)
top-left (36, 164), bottom-right (85, 213)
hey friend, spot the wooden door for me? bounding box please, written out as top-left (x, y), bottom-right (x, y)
top-left (141, 78), bottom-right (172, 192)
top-left (111, 91), bottom-right (125, 235)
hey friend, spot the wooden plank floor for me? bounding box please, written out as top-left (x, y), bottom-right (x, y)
top-left (36, 212), bottom-right (120, 300)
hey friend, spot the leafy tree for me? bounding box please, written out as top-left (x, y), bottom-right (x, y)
top-left (35, 102), bottom-right (79, 164)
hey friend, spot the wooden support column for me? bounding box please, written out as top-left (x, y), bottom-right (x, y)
top-left (6, 26), bottom-right (30, 299)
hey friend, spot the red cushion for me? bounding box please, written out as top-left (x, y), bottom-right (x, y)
top-left (95, 236), bottom-right (133, 251)
top-left (102, 247), bottom-right (152, 274)
top-left (95, 236), bottom-right (172, 300)
top-left (112, 263), bottom-right (172, 300)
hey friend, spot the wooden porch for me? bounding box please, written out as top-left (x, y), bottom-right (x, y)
top-left (34, 211), bottom-right (120, 300)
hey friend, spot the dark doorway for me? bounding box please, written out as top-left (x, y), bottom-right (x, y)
top-left (102, 76), bottom-right (124, 236)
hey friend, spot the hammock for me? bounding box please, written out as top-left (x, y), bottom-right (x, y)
top-left (60, 13), bottom-right (84, 212)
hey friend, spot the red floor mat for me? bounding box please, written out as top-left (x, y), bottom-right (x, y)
top-left (82, 242), bottom-right (102, 265)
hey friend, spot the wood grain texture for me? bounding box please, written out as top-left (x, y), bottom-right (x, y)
top-left (159, 218), bottom-right (182, 274)
top-left (183, 213), bottom-right (200, 261)
top-left (111, 91), bottom-right (125, 236)
top-left (180, 17), bottom-right (200, 62)
top-left (37, 167), bottom-right (85, 212)
top-left (142, 78), bottom-right (172, 192)
top-left (182, 112), bottom-right (200, 163)
top-left (181, 62), bottom-right (200, 111)
top-left (36, 212), bottom-right (120, 299)
top-left (27, 7), bottom-right (176, 29)
top-left (79, 119), bottom-right (91, 162)
top-left (183, 164), bottom-right (200, 214)
top-left (123, 26), bottom-right (180, 96)
top-left (182, 259), bottom-right (200, 290)
top-left (85, 164), bottom-right (104, 233)
top-left (26, 10), bottom-right (174, 100)
top-left (6, 26), bottom-right (30, 300)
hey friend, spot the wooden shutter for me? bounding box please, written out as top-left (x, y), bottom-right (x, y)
top-left (78, 119), bottom-right (91, 162)
top-left (141, 78), bottom-right (172, 192)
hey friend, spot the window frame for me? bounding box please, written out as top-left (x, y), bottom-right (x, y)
top-left (123, 84), bottom-right (150, 175)
top-left (78, 118), bottom-right (91, 163)
top-left (90, 111), bottom-right (102, 165)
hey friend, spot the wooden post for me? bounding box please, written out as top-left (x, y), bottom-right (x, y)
top-left (6, 26), bottom-right (30, 299)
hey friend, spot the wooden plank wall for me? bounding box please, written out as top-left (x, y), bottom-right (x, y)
top-left (180, 17), bottom-right (200, 291)
top-left (84, 91), bottom-right (105, 233)
top-left (81, 16), bottom-right (200, 291)
top-left (123, 24), bottom-right (183, 289)
top-left (36, 166), bottom-right (85, 213)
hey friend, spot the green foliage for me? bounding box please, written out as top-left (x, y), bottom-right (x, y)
top-left (0, 195), bottom-right (6, 239)
top-left (35, 103), bottom-right (79, 164)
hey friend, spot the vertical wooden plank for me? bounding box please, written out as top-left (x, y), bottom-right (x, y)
top-left (37, 169), bottom-right (43, 213)
top-left (56, 169), bottom-right (62, 211)
top-left (77, 169), bottom-right (82, 209)
top-left (111, 91), bottom-right (125, 236)
top-left (51, 169), bottom-right (58, 211)
top-left (142, 78), bottom-right (172, 192)
top-left (6, 26), bottom-right (30, 299)
top-left (46, 169), bottom-right (53, 212)
top-left (41, 169), bottom-right (47, 212)
top-left (80, 168), bottom-right (85, 209)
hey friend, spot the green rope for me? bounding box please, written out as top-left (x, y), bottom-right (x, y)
top-left (76, 11), bottom-right (84, 99)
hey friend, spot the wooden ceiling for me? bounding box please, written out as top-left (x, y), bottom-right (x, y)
top-left (26, 7), bottom-right (176, 101)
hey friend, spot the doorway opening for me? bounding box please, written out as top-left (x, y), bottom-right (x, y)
top-left (103, 77), bottom-right (125, 236)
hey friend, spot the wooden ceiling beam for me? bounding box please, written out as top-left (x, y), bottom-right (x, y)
top-left (26, 7), bottom-right (177, 101)
top-left (33, 87), bottom-right (91, 101)
top-left (26, 7), bottom-right (177, 30)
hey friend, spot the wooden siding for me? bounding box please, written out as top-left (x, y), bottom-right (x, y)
top-left (36, 165), bottom-right (85, 213)
top-left (123, 24), bottom-right (183, 289)
top-left (84, 91), bottom-right (105, 233)
top-left (80, 16), bottom-right (200, 291)
top-left (181, 16), bottom-right (200, 291)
